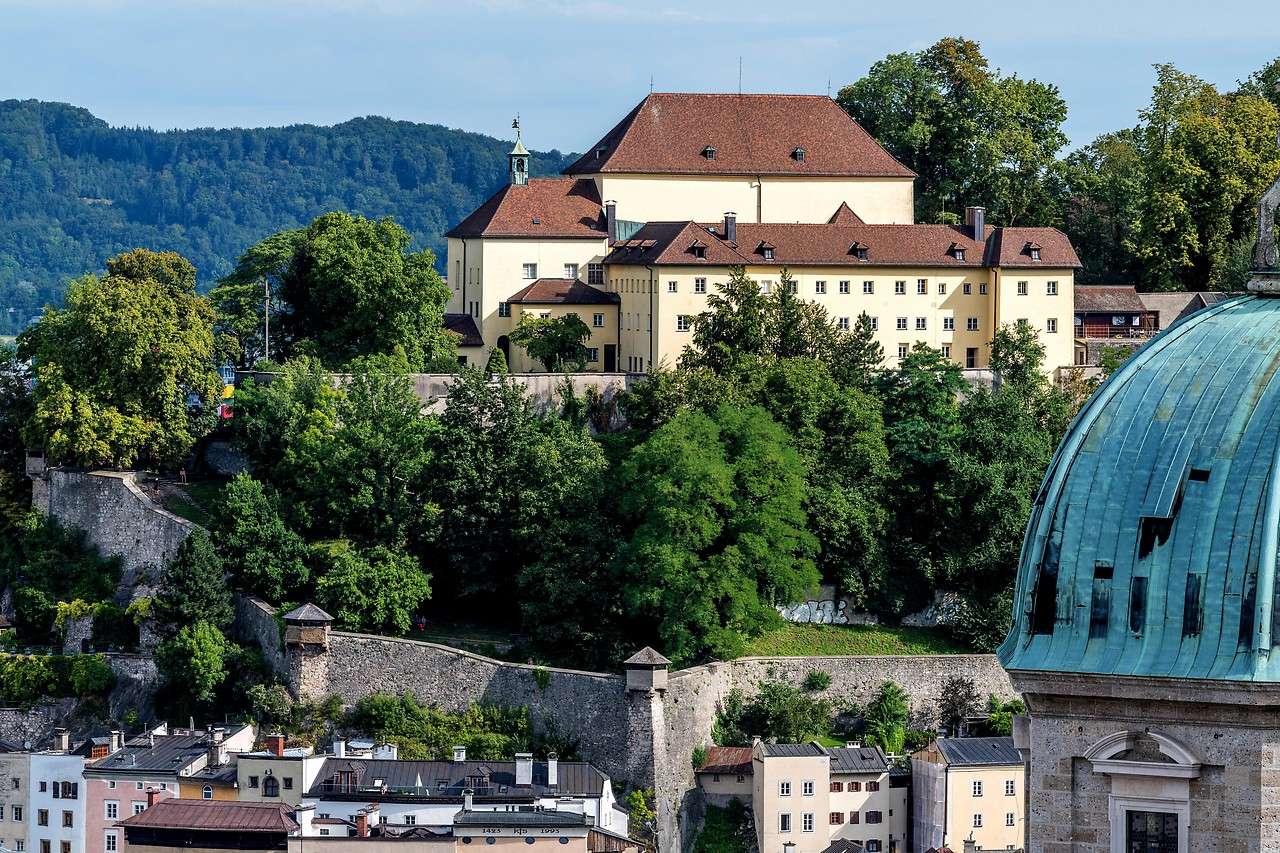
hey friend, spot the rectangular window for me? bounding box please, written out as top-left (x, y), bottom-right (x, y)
top-left (979, 283), bottom-right (989, 295)
top-left (404, 816), bottom-right (416, 826)
top-left (105, 803), bottom-right (118, 820)
top-left (107, 782), bottom-right (114, 790)
top-left (972, 814), bottom-right (983, 828)
top-left (592, 313), bottom-right (604, 328)
top-left (318, 829), bottom-right (330, 837)
top-left (866, 811), bottom-right (882, 824)
top-left (13, 806), bottom-right (21, 822)
top-left (787, 280), bottom-right (797, 294)
top-left (1006, 812), bottom-right (1016, 827)
top-left (132, 803), bottom-right (144, 816)
top-left (938, 282), bottom-right (947, 295)
top-left (1129, 576), bottom-right (1148, 634)
top-left (849, 811), bottom-right (860, 824)
top-left (916, 279), bottom-right (927, 294)
top-left (802, 781), bottom-right (814, 796)
top-left (11, 779), bottom-right (18, 790)
top-left (62, 812), bottom-right (72, 829)
top-left (695, 277), bottom-right (707, 294)
top-left (963, 282), bottom-right (972, 295)
top-left (498, 302), bottom-right (511, 318)
top-left (585, 347), bottom-right (599, 362)
top-left (37, 810), bottom-right (47, 827)
top-left (60, 844), bottom-right (69, 853)
top-left (941, 344), bottom-right (951, 358)
top-left (943, 317), bottom-right (955, 331)
top-left (667, 281), bottom-right (678, 293)
top-left (868, 317), bottom-right (878, 331)
top-left (815, 281), bottom-right (827, 295)
top-left (973, 780), bottom-right (984, 797)
top-left (866, 843), bottom-right (881, 853)
top-left (779, 813), bottom-right (791, 833)
top-left (1047, 280), bottom-right (1058, 295)
top-left (248, 777), bottom-right (259, 789)
top-left (829, 812), bottom-right (844, 825)
top-left (802, 813), bottom-right (814, 833)
top-left (283, 778), bottom-right (293, 790)
top-left (859, 281), bottom-right (870, 294)
top-left (896, 317), bottom-right (908, 330)
top-left (1047, 318), bottom-right (1058, 333)
top-left (916, 317), bottom-right (926, 330)
top-left (1126, 811), bottom-right (1178, 851)
top-left (897, 345), bottom-right (908, 360)
top-left (967, 317), bottom-right (979, 331)
top-left (837, 317), bottom-right (850, 331)
top-left (866, 781), bottom-right (880, 793)
top-left (676, 315), bottom-right (692, 332)
top-left (838, 281), bottom-right (850, 294)
top-left (522, 263), bottom-right (537, 279)
top-left (966, 347), bottom-right (978, 369)
top-left (779, 781), bottom-right (791, 797)
top-left (40, 841), bottom-right (49, 853)
top-left (1017, 281), bottom-right (1028, 295)
top-left (1005, 779), bottom-right (1016, 796)
top-left (564, 263), bottom-right (578, 280)
top-left (588, 263), bottom-right (604, 285)
top-left (894, 281), bottom-right (906, 295)
top-left (761, 281), bottom-right (772, 294)
top-left (830, 782), bottom-right (844, 793)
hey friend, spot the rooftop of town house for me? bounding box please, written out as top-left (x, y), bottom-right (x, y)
top-left (305, 756), bottom-right (608, 800)
top-left (1074, 284), bottom-right (1148, 313)
top-left (120, 798), bottom-right (299, 833)
top-left (932, 736), bottom-right (1022, 767)
top-left (507, 278), bottom-right (620, 305)
top-left (453, 810), bottom-right (594, 828)
top-left (86, 733), bottom-right (209, 775)
top-left (444, 177), bottom-right (606, 240)
top-left (757, 742), bottom-right (891, 773)
top-left (563, 92), bottom-right (916, 179)
top-left (999, 294), bottom-right (1280, 682)
top-left (695, 746), bottom-right (753, 776)
top-left (603, 219), bottom-right (1080, 269)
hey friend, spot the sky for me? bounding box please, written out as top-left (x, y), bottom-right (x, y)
top-left (2, 0), bottom-right (1277, 154)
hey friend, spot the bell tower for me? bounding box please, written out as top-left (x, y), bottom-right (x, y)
top-left (509, 116), bottom-right (529, 186)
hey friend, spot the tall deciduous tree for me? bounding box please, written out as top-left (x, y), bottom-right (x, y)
top-left (508, 314), bottom-right (591, 371)
top-left (210, 474), bottom-right (311, 602)
top-left (212, 212), bottom-right (455, 370)
top-left (0, 346), bottom-right (33, 526)
top-left (313, 540), bottom-right (430, 635)
top-left (838, 37), bottom-right (1069, 226)
top-left (19, 250), bottom-right (223, 469)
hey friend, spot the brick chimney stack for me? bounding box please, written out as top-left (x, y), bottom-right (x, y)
top-left (266, 733), bottom-right (285, 757)
top-left (146, 788), bottom-right (161, 809)
top-left (355, 812), bottom-right (369, 838)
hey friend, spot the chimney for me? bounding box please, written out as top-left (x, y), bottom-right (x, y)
top-left (605, 201), bottom-right (617, 244)
top-left (463, 789), bottom-right (474, 812)
top-left (751, 735), bottom-right (762, 748)
top-left (452, 745), bottom-right (466, 763)
top-left (515, 753), bottom-right (534, 786)
top-left (54, 728), bottom-right (70, 753)
top-left (965, 206), bottom-right (985, 242)
top-left (110, 730), bottom-right (124, 752)
top-left (724, 212), bottom-right (737, 244)
top-left (355, 812), bottom-right (369, 838)
top-left (211, 727), bottom-right (225, 745)
top-left (266, 733), bottom-right (285, 757)
top-left (145, 788), bottom-right (161, 809)
top-left (147, 732), bottom-right (155, 748)
top-left (547, 753), bottom-right (558, 787)
top-left (333, 739), bottom-right (346, 759)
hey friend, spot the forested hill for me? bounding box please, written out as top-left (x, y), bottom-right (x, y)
top-left (0, 99), bottom-right (577, 335)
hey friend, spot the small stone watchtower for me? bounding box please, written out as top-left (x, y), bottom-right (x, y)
top-left (282, 602), bottom-right (333, 699)
top-left (624, 646), bottom-right (670, 693)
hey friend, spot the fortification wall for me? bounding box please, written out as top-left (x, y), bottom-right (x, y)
top-left (35, 469), bottom-right (194, 591)
top-left (235, 595), bottom-right (288, 678)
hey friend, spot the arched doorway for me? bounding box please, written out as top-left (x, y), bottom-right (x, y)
top-left (497, 335), bottom-right (511, 368)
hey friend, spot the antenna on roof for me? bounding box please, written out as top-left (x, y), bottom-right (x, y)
top-left (827, 78), bottom-right (831, 97)
top-left (649, 74), bottom-right (653, 94)
top-left (738, 57), bottom-right (743, 94)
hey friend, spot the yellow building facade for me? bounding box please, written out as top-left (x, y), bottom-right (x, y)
top-left (910, 737), bottom-right (1026, 853)
top-left (444, 93), bottom-right (1080, 375)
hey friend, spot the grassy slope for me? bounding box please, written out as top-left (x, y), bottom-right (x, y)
top-left (742, 622), bottom-right (968, 657)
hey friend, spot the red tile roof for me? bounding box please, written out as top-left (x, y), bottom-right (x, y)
top-left (445, 178), bottom-right (606, 239)
top-left (1075, 285), bottom-right (1147, 313)
top-left (564, 93), bottom-right (915, 179)
top-left (988, 227), bottom-right (1082, 268)
top-left (605, 220), bottom-right (1080, 270)
top-left (696, 746), bottom-right (754, 775)
top-left (828, 202), bottom-right (865, 225)
top-left (507, 278), bottom-right (619, 305)
top-left (119, 799), bottom-right (298, 833)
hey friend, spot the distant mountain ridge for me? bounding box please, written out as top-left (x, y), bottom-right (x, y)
top-left (0, 99), bottom-right (577, 335)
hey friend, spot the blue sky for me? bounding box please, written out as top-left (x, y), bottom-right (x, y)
top-left (2, 0), bottom-right (1276, 154)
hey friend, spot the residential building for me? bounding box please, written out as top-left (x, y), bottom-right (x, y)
top-left (751, 742), bottom-right (905, 853)
top-left (177, 726), bottom-right (254, 801)
top-left (0, 740), bottom-right (30, 853)
top-left (118, 797), bottom-right (295, 853)
top-left (999, 287), bottom-right (1280, 851)
top-left (910, 738), bottom-right (1023, 853)
top-left (235, 736), bottom-right (327, 808)
top-left (445, 94), bottom-right (1080, 375)
top-left (1071, 284), bottom-right (1226, 365)
top-left (86, 725), bottom-right (255, 853)
top-left (27, 732), bottom-right (86, 853)
top-left (296, 749), bottom-right (626, 840)
top-left (693, 747), bottom-right (752, 806)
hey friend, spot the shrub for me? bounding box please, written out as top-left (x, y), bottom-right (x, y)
top-left (803, 670), bottom-right (832, 692)
top-left (713, 681), bottom-right (832, 746)
top-left (691, 745), bottom-right (708, 770)
top-left (69, 654), bottom-right (115, 696)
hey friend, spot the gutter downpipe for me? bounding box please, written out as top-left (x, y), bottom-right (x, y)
top-left (648, 265), bottom-right (656, 370)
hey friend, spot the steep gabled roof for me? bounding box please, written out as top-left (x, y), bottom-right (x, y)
top-left (934, 737), bottom-right (1022, 767)
top-left (282, 603), bottom-right (333, 622)
top-left (828, 202), bottom-right (865, 225)
top-left (985, 226), bottom-right (1081, 268)
top-left (564, 93), bottom-right (915, 178)
top-left (445, 178), bottom-right (606, 239)
top-left (1074, 285), bottom-right (1146, 313)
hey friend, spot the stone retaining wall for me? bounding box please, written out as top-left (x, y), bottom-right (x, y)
top-left (235, 595), bottom-right (288, 678)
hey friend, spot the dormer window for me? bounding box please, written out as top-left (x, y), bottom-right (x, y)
top-left (1027, 242), bottom-right (1042, 261)
top-left (689, 239), bottom-right (708, 260)
top-left (763, 248), bottom-right (773, 260)
top-left (949, 243), bottom-right (966, 262)
top-left (595, 146), bottom-right (606, 159)
top-left (701, 146), bottom-right (717, 160)
top-left (849, 242), bottom-right (869, 261)
top-left (792, 147), bottom-right (806, 162)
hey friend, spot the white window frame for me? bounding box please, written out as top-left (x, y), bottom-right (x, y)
top-left (1007, 812), bottom-right (1016, 827)
top-left (779, 781), bottom-right (791, 797)
top-left (967, 318), bottom-right (979, 331)
top-left (592, 313), bottom-right (604, 328)
top-left (861, 281), bottom-right (872, 294)
top-left (667, 281), bottom-right (678, 293)
top-left (897, 344), bottom-right (908, 360)
top-left (779, 813), bottom-right (791, 832)
top-left (868, 317), bottom-right (878, 331)
top-left (695, 277), bottom-right (707, 294)
top-left (916, 279), bottom-right (927, 294)
top-left (973, 780), bottom-right (983, 797)
top-left (522, 263), bottom-right (537, 280)
top-left (837, 317), bottom-right (850, 331)
top-left (587, 263), bottom-right (604, 285)
top-left (815, 281), bottom-right (827, 295)
top-left (676, 315), bottom-right (692, 333)
top-left (973, 813), bottom-right (983, 828)
top-left (202, 786), bottom-right (213, 800)
top-left (941, 344), bottom-right (951, 359)
top-left (963, 282), bottom-right (972, 295)
top-left (1047, 280), bottom-right (1058, 295)
top-left (1005, 779), bottom-right (1016, 796)
top-left (896, 317), bottom-right (908, 330)
top-left (802, 780), bottom-right (814, 796)
top-left (802, 813), bottom-right (814, 833)
top-left (943, 317), bottom-right (955, 331)
top-left (1017, 280), bottom-right (1028, 296)
top-left (894, 281), bottom-right (906, 295)
top-left (104, 802), bottom-right (118, 821)
top-left (564, 263), bottom-right (579, 280)
top-left (916, 317), bottom-right (926, 330)
top-left (104, 834), bottom-right (117, 853)
top-left (1047, 318), bottom-right (1058, 333)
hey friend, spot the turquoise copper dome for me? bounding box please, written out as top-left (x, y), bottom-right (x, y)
top-left (999, 294), bottom-right (1280, 681)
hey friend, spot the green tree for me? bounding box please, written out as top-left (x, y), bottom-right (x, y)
top-left (69, 654), bottom-right (116, 696)
top-left (0, 346), bottom-right (33, 527)
top-left (863, 681), bottom-right (910, 754)
top-left (213, 212), bottom-right (455, 370)
top-left (683, 267), bottom-right (772, 374)
top-left (937, 675), bottom-right (981, 735)
top-left (484, 346), bottom-right (509, 375)
top-left (829, 313), bottom-right (885, 391)
top-left (508, 314), bottom-right (591, 371)
top-left (838, 37), bottom-right (1069, 225)
top-left (157, 621), bottom-right (230, 704)
top-left (210, 474), bottom-right (310, 602)
top-left (625, 789), bottom-right (658, 852)
top-left (713, 682), bottom-right (832, 745)
top-left (1239, 57), bottom-right (1280, 111)
top-left (153, 530), bottom-right (233, 636)
top-left (610, 404), bottom-right (818, 664)
top-left (313, 541), bottom-right (430, 634)
top-left (18, 250), bottom-right (224, 469)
